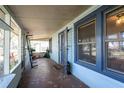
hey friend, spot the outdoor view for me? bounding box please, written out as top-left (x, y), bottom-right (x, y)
top-left (10, 18), bottom-right (19, 70)
top-left (0, 8), bottom-right (5, 75)
top-left (30, 41), bottom-right (49, 53)
top-left (10, 32), bottom-right (19, 70)
top-left (0, 28), bottom-right (4, 75)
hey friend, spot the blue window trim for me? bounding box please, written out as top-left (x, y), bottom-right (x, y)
top-left (74, 5), bottom-right (110, 71)
top-left (74, 14), bottom-right (97, 71)
top-left (102, 5), bottom-right (124, 82)
top-left (74, 5), bottom-right (124, 82)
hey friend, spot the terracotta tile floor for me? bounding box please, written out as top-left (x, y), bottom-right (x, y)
top-left (18, 58), bottom-right (88, 88)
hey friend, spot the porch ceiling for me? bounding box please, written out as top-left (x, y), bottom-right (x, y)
top-left (8, 5), bottom-right (91, 40)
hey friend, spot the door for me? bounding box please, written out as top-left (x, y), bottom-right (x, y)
top-left (59, 28), bottom-right (70, 74)
top-left (58, 31), bottom-right (65, 65)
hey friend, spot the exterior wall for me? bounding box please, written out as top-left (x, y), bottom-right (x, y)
top-left (50, 5), bottom-right (124, 87)
top-left (67, 30), bottom-right (72, 64)
top-left (8, 64), bottom-right (22, 88)
top-left (50, 32), bottom-right (59, 63)
top-left (72, 63), bottom-right (124, 88)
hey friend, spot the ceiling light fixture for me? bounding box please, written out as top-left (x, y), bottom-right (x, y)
top-left (116, 12), bottom-right (124, 25)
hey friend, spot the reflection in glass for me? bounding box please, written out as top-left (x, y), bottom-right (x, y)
top-left (106, 42), bottom-right (124, 72)
top-left (77, 20), bottom-right (96, 64)
top-left (78, 44), bottom-right (96, 64)
top-left (78, 21), bottom-right (95, 43)
top-left (106, 6), bottom-right (124, 73)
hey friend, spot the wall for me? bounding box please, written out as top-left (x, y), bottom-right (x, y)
top-left (67, 29), bottom-right (72, 64)
top-left (8, 64), bottom-right (22, 88)
top-left (50, 33), bottom-right (59, 63)
top-left (50, 5), bottom-right (124, 88)
top-left (72, 63), bottom-right (124, 88)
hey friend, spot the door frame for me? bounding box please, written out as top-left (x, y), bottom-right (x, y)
top-left (58, 28), bottom-right (68, 63)
top-left (58, 31), bottom-right (65, 65)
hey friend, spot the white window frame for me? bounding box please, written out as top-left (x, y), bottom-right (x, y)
top-left (0, 6), bottom-right (22, 75)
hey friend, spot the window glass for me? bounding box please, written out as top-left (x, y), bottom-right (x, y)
top-left (78, 21), bottom-right (95, 43)
top-left (105, 6), bottom-right (124, 73)
top-left (0, 9), bottom-right (5, 21)
top-left (0, 28), bottom-right (4, 75)
top-left (77, 20), bottom-right (96, 64)
top-left (78, 44), bottom-right (96, 64)
top-left (10, 32), bottom-right (19, 70)
top-left (10, 18), bottom-right (19, 70)
top-left (30, 41), bottom-right (49, 53)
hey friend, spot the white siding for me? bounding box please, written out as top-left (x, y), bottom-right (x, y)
top-left (50, 32), bottom-right (59, 63)
top-left (8, 64), bottom-right (22, 88)
top-left (67, 29), bottom-right (72, 63)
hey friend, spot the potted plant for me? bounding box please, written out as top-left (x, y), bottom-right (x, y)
top-left (44, 49), bottom-right (50, 58)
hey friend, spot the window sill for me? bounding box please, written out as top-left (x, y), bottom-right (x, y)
top-left (75, 60), bottom-right (97, 71)
top-left (10, 62), bottom-right (21, 73)
top-left (0, 74), bottom-right (15, 88)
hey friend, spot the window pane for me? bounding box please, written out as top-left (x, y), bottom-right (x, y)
top-left (106, 42), bottom-right (124, 72)
top-left (78, 20), bottom-right (95, 43)
top-left (106, 6), bottom-right (124, 73)
top-left (0, 9), bottom-right (5, 21)
top-left (10, 32), bottom-right (19, 70)
top-left (10, 18), bottom-right (20, 70)
top-left (77, 20), bottom-right (96, 64)
top-left (78, 43), bottom-right (96, 64)
top-left (30, 41), bottom-right (49, 53)
top-left (106, 7), bottom-right (124, 40)
top-left (0, 28), bottom-right (4, 75)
